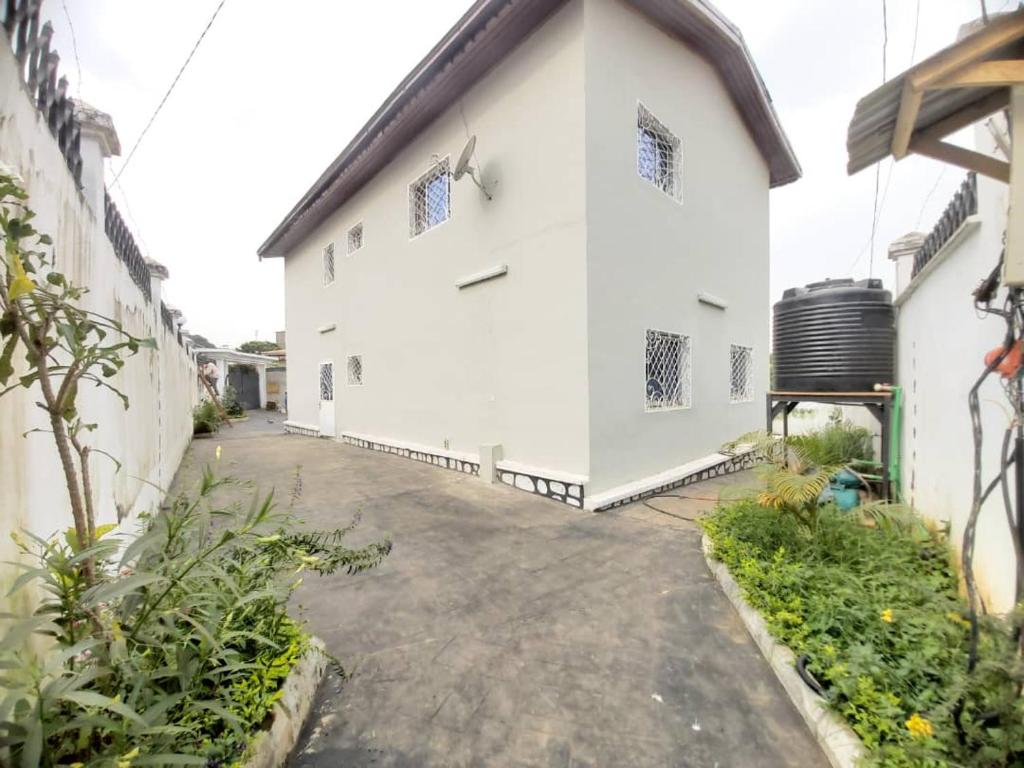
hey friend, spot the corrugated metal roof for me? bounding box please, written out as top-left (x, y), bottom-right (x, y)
top-left (847, 13), bottom-right (1024, 176)
top-left (258, 0), bottom-right (800, 258)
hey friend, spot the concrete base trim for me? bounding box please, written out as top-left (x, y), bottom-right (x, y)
top-left (587, 449), bottom-right (757, 511)
top-left (243, 637), bottom-right (327, 768)
top-left (701, 536), bottom-right (863, 768)
top-left (496, 464), bottom-right (585, 508)
top-left (284, 421), bottom-right (320, 437)
top-left (341, 433), bottom-right (481, 476)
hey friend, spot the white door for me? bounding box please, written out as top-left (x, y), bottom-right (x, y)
top-left (318, 362), bottom-right (335, 437)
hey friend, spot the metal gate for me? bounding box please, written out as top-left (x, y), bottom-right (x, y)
top-left (227, 365), bottom-right (260, 410)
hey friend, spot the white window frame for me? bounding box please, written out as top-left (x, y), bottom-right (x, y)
top-left (636, 101), bottom-right (683, 203)
top-left (729, 344), bottom-right (754, 404)
top-left (319, 360), bottom-right (334, 402)
top-left (322, 242), bottom-right (335, 286)
top-left (408, 156), bottom-right (451, 239)
top-left (347, 222), bottom-right (364, 255)
top-left (644, 328), bottom-right (692, 412)
top-left (347, 354), bottom-right (363, 386)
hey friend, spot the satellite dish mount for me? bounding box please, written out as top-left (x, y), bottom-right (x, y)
top-left (453, 135), bottom-right (492, 200)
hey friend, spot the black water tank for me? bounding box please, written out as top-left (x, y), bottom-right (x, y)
top-left (773, 278), bottom-right (894, 393)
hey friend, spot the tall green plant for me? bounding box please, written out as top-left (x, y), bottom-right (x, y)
top-left (0, 172), bottom-right (154, 574)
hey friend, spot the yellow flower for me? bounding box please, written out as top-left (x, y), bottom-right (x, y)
top-left (7, 250), bottom-right (36, 299)
top-left (215, 445), bottom-right (222, 461)
top-left (905, 713), bottom-right (933, 739)
top-left (880, 608), bottom-right (894, 623)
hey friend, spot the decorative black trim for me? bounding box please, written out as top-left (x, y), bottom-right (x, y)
top-left (497, 468), bottom-right (584, 508)
top-left (284, 422), bottom-right (319, 438)
top-left (342, 435), bottom-right (480, 476)
top-left (912, 172), bottom-right (977, 279)
top-left (594, 451), bottom-right (758, 512)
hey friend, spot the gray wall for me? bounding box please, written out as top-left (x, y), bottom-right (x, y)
top-left (583, 0), bottom-right (771, 494)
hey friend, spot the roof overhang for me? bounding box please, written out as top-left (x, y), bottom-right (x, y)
top-left (258, 0), bottom-right (801, 258)
top-left (195, 348), bottom-right (277, 365)
top-left (847, 10), bottom-right (1024, 181)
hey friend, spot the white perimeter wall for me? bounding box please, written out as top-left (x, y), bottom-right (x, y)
top-left (583, 0), bottom-right (771, 494)
top-left (0, 37), bottom-right (197, 606)
top-left (284, 0), bottom-right (589, 478)
top-left (897, 124), bottom-right (1014, 612)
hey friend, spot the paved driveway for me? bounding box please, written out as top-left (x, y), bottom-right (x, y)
top-left (173, 429), bottom-right (825, 767)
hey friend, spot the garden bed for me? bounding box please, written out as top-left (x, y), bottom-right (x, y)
top-left (701, 499), bottom-right (1023, 766)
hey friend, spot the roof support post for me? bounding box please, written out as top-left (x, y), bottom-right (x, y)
top-left (1004, 85), bottom-right (1024, 286)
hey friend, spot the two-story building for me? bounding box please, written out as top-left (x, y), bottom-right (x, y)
top-left (258, 0), bottom-right (800, 510)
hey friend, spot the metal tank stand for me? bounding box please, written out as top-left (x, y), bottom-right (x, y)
top-left (766, 390), bottom-right (898, 501)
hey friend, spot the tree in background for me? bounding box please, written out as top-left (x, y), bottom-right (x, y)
top-left (237, 339), bottom-right (277, 354)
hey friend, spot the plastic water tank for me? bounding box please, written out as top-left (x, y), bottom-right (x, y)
top-left (773, 278), bottom-right (894, 393)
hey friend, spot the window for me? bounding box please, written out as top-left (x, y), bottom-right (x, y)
top-left (637, 103), bottom-right (681, 201)
top-left (347, 355), bottom-right (363, 386)
top-left (322, 242), bottom-right (335, 285)
top-left (409, 158), bottom-right (450, 237)
top-left (347, 223), bottom-right (363, 255)
top-left (646, 329), bottom-right (691, 410)
top-left (319, 362), bottom-right (333, 401)
top-left (730, 345), bottom-right (753, 403)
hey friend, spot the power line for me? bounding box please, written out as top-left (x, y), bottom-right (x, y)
top-left (909, 0), bottom-right (921, 66)
top-left (112, 0), bottom-right (228, 184)
top-left (60, 0), bottom-right (82, 97)
top-left (868, 0), bottom-right (889, 279)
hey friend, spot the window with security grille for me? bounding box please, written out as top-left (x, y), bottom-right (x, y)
top-left (646, 329), bottom-right (691, 410)
top-left (322, 243), bottom-right (335, 285)
top-left (347, 223), bottom-right (363, 254)
top-left (409, 159), bottom-right (450, 237)
top-left (637, 103), bottom-right (681, 201)
top-left (347, 355), bottom-right (362, 386)
top-left (730, 345), bottom-right (753, 403)
top-left (319, 362), bottom-right (333, 401)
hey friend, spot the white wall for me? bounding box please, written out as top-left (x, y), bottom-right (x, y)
top-left (284, 0), bottom-right (590, 478)
top-left (896, 123), bottom-right (1014, 612)
top-left (582, 0), bottom-right (771, 494)
top-left (0, 36), bottom-right (197, 607)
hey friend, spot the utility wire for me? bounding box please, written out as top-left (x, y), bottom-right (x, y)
top-left (909, 0), bottom-right (921, 66)
top-left (112, 0), bottom-right (228, 184)
top-left (868, 0), bottom-right (888, 279)
top-left (60, 0), bottom-right (82, 98)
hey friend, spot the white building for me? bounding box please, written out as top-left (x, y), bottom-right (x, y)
top-left (259, 0), bottom-right (800, 510)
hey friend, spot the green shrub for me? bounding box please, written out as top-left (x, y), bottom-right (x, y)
top-left (788, 418), bottom-right (874, 466)
top-left (0, 469), bottom-right (391, 766)
top-left (702, 500), bottom-right (1023, 766)
top-left (193, 399), bottom-right (221, 434)
top-left (222, 385), bottom-right (245, 418)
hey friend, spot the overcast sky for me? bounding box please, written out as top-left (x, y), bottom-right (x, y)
top-left (47, 0), bottom-right (1013, 347)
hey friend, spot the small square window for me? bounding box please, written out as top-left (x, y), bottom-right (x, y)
top-left (409, 158), bottom-right (450, 237)
top-left (347, 223), bottom-right (363, 255)
top-left (637, 103), bottom-right (681, 201)
top-left (730, 345), bottom-right (753, 403)
top-left (646, 329), bottom-right (691, 410)
top-left (319, 362), bottom-right (334, 401)
top-left (347, 355), bottom-right (363, 386)
top-left (322, 242), bottom-right (335, 285)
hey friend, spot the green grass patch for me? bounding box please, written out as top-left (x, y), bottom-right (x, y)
top-left (702, 499), bottom-right (1024, 766)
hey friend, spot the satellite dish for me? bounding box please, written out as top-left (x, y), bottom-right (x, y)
top-left (454, 135), bottom-right (477, 180)
top-left (452, 135), bottom-right (492, 200)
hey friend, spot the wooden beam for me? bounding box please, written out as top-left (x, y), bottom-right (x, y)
top-left (910, 137), bottom-right (1011, 182)
top-left (931, 59), bottom-right (1024, 89)
top-left (913, 88), bottom-right (1009, 143)
top-left (911, 10), bottom-right (1024, 89)
top-left (892, 81), bottom-right (923, 159)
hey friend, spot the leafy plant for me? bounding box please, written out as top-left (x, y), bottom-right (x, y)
top-left (193, 400), bottom-right (221, 435)
top-left (789, 418), bottom-right (874, 466)
top-left (221, 385), bottom-right (244, 418)
top-left (702, 499), bottom-right (1024, 766)
top-left (0, 171), bottom-right (155, 574)
top-left (236, 341), bottom-right (277, 355)
top-left (0, 468), bottom-right (391, 767)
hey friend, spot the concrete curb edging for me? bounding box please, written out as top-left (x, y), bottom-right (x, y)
top-left (701, 536), bottom-right (863, 768)
top-left (243, 637), bottom-right (328, 768)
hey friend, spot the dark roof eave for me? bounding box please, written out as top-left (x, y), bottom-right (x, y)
top-left (258, 0), bottom-right (800, 259)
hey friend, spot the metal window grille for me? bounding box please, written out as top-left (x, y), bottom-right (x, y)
top-left (319, 362), bottom-right (334, 401)
top-left (637, 103), bottom-right (681, 200)
top-left (646, 329), bottom-right (691, 410)
top-left (410, 159), bottom-right (450, 237)
top-left (730, 345), bottom-right (753, 403)
top-left (347, 223), bottom-right (363, 254)
top-left (323, 242), bottom-right (335, 285)
top-left (347, 355), bottom-right (363, 386)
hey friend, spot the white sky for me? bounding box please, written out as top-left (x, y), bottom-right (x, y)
top-left (48, 0), bottom-right (1013, 347)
